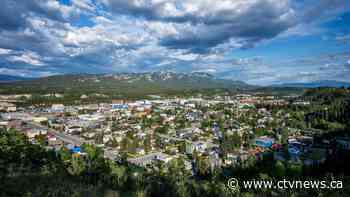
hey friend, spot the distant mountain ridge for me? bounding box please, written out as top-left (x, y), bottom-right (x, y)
top-left (275, 80), bottom-right (350, 88)
top-left (0, 72), bottom-right (253, 95)
top-left (0, 75), bottom-right (32, 82)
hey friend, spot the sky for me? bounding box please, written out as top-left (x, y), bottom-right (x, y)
top-left (0, 0), bottom-right (350, 85)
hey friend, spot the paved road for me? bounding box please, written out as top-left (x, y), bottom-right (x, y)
top-left (49, 130), bottom-right (84, 146)
top-left (28, 121), bottom-right (84, 146)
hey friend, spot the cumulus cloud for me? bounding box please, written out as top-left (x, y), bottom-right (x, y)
top-left (103, 0), bottom-right (297, 52)
top-left (6, 51), bottom-right (44, 66)
top-left (0, 48), bottom-right (13, 55)
top-left (0, 0), bottom-right (76, 30)
top-left (104, 0), bottom-right (294, 25)
top-left (0, 67), bottom-right (58, 78)
top-left (102, 0), bottom-right (350, 53)
top-left (0, 0), bottom-right (349, 84)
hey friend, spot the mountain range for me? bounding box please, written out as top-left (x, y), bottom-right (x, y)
top-left (0, 73), bottom-right (348, 96)
top-left (0, 72), bottom-right (252, 96)
top-left (0, 75), bottom-right (32, 82)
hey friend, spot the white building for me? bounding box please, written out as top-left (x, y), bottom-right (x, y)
top-left (51, 104), bottom-right (65, 112)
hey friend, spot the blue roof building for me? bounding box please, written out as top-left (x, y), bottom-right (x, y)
top-left (255, 137), bottom-right (275, 148)
top-left (111, 104), bottom-right (128, 110)
top-left (71, 146), bottom-right (81, 153)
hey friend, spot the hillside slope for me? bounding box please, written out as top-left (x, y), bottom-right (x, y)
top-left (0, 72), bottom-right (252, 96)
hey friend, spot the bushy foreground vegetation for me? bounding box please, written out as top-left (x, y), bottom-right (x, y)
top-left (1, 127), bottom-right (350, 197)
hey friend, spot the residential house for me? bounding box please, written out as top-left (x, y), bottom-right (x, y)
top-left (128, 152), bottom-right (173, 166)
top-left (186, 141), bottom-right (207, 154)
top-left (51, 104), bottom-right (65, 113)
